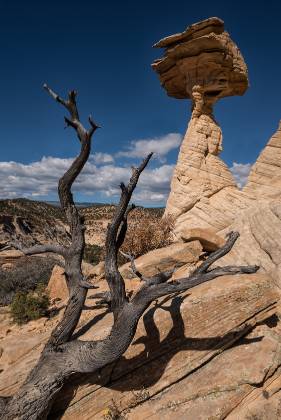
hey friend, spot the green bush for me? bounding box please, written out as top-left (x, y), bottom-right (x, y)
top-left (83, 244), bottom-right (104, 265)
top-left (0, 256), bottom-right (58, 306)
top-left (10, 283), bottom-right (50, 324)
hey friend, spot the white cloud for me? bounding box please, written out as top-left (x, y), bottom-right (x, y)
top-left (230, 162), bottom-right (252, 188)
top-left (0, 155), bottom-right (174, 205)
top-left (90, 152), bottom-right (114, 164)
top-left (0, 133), bottom-right (182, 205)
top-left (0, 149), bottom-right (253, 205)
top-left (116, 133), bottom-right (182, 162)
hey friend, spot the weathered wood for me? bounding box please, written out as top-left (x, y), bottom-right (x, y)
top-left (1, 87), bottom-right (259, 420)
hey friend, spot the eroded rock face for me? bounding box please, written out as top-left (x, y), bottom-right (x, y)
top-left (152, 17), bottom-right (248, 100)
top-left (170, 120), bottom-right (281, 237)
top-left (244, 120), bottom-right (281, 199)
top-left (120, 240), bottom-right (202, 279)
top-left (152, 17), bottom-right (248, 223)
top-left (173, 187), bottom-right (254, 236)
top-left (179, 227), bottom-right (225, 251)
top-left (164, 106), bottom-right (238, 219)
top-left (47, 266), bottom-right (69, 303)
top-left (0, 253), bottom-right (280, 419)
top-left (217, 200), bottom-right (281, 289)
top-left (50, 273), bottom-right (278, 419)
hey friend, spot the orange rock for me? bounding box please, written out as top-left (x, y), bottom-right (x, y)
top-left (119, 240), bottom-right (202, 279)
top-left (46, 265), bottom-right (69, 302)
top-left (128, 324), bottom-right (281, 420)
top-left (0, 250), bottom-right (24, 266)
top-left (244, 120), bottom-right (281, 200)
top-left (48, 273), bottom-right (279, 419)
top-left (180, 227), bottom-right (225, 251)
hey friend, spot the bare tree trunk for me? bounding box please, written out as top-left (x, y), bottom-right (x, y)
top-left (2, 363), bottom-right (71, 420)
top-left (1, 86), bottom-right (259, 420)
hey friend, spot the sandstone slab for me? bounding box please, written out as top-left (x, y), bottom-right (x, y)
top-left (47, 273), bottom-right (279, 419)
top-left (128, 324), bottom-right (281, 420)
top-left (119, 240), bottom-right (202, 279)
top-left (0, 250), bottom-right (24, 266)
top-left (152, 17), bottom-right (248, 100)
top-left (217, 200), bottom-right (281, 288)
top-left (180, 227), bottom-right (225, 251)
top-left (47, 265), bottom-right (69, 302)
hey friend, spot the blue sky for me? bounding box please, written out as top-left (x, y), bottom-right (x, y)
top-left (0, 0), bottom-right (280, 205)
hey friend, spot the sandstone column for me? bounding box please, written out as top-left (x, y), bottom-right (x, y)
top-left (152, 17), bottom-right (249, 220)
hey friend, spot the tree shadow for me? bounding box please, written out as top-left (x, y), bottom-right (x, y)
top-left (72, 308), bottom-right (110, 340)
top-left (49, 294), bottom-right (263, 419)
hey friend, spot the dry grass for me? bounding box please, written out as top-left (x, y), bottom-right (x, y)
top-left (0, 256), bottom-right (59, 306)
top-left (119, 209), bottom-right (174, 264)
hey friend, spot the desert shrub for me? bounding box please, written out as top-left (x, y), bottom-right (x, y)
top-left (10, 283), bottom-right (50, 324)
top-left (102, 401), bottom-right (124, 420)
top-left (119, 209), bottom-right (174, 265)
top-left (81, 209), bottom-right (173, 267)
top-left (0, 256), bottom-right (58, 306)
top-left (83, 244), bottom-right (104, 265)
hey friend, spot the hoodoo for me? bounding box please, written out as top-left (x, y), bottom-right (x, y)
top-left (152, 17), bottom-right (249, 225)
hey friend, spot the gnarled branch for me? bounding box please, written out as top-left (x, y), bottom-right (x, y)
top-left (9, 241), bottom-right (66, 257)
top-left (104, 153), bottom-right (153, 320)
top-left (42, 85), bottom-right (100, 346)
top-left (132, 232), bottom-right (259, 305)
top-left (2, 87), bottom-right (260, 420)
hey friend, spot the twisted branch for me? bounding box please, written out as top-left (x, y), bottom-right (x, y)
top-left (104, 153), bottom-right (153, 320)
top-left (9, 241), bottom-right (66, 257)
top-left (1, 86), bottom-right (260, 420)
top-left (42, 85), bottom-right (100, 346)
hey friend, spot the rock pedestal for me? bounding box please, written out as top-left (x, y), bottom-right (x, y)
top-left (164, 90), bottom-right (237, 218)
top-left (152, 17), bottom-right (249, 221)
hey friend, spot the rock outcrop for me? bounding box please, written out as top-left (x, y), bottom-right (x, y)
top-left (47, 266), bottom-right (69, 303)
top-left (152, 17), bottom-right (248, 100)
top-left (169, 119), bottom-right (281, 239)
top-left (0, 272), bottom-right (279, 419)
top-left (179, 227), bottom-right (225, 251)
top-left (217, 200), bottom-right (281, 288)
top-left (152, 17), bottom-right (249, 230)
top-left (120, 241), bottom-right (202, 279)
top-left (244, 120), bottom-right (281, 199)
top-left (49, 274), bottom-right (279, 418)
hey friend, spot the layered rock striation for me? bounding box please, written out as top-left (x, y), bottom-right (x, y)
top-left (153, 17), bottom-right (281, 250)
top-left (152, 17), bottom-right (249, 227)
top-left (152, 17), bottom-right (248, 100)
top-left (244, 120), bottom-right (281, 199)
top-left (164, 94), bottom-right (239, 219)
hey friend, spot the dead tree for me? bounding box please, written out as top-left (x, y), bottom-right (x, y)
top-left (1, 86), bottom-right (259, 420)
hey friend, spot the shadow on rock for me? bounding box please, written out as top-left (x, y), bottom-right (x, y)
top-left (50, 295), bottom-right (263, 419)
